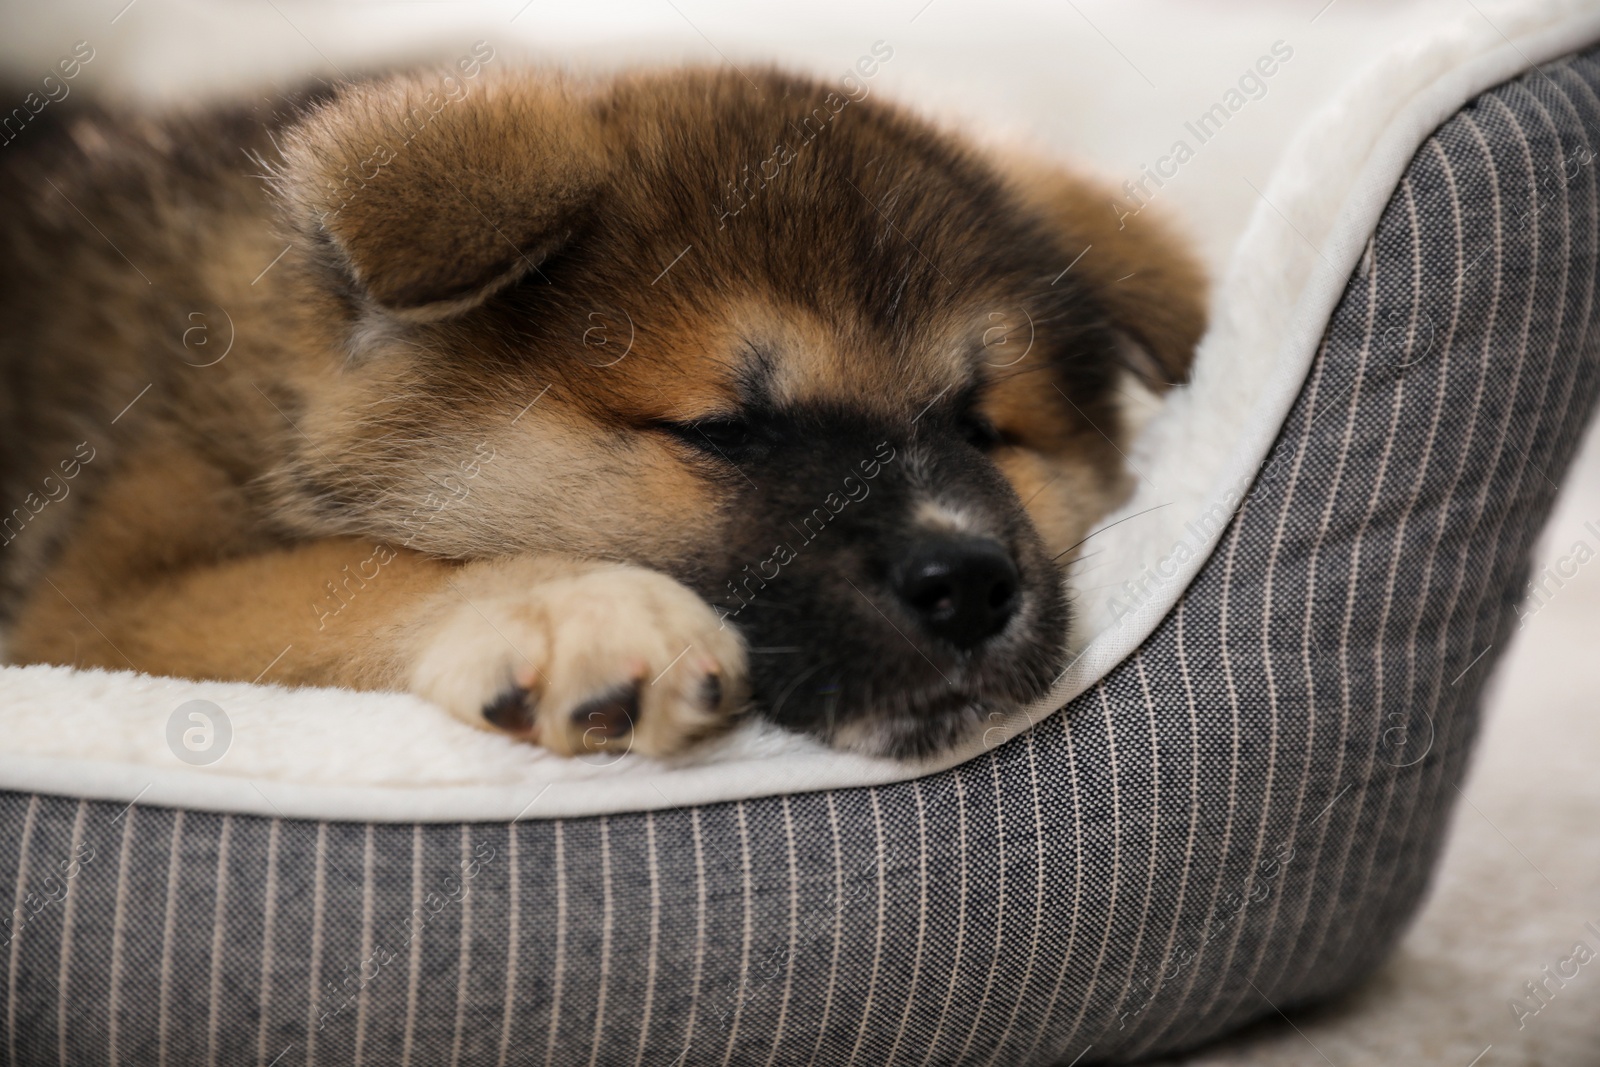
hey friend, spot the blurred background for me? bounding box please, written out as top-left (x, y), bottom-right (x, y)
top-left (2, 0), bottom-right (1596, 1061)
top-left (0, 0), bottom-right (1461, 273)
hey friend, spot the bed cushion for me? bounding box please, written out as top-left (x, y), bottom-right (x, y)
top-left (5, 43), bottom-right (1600, 1065)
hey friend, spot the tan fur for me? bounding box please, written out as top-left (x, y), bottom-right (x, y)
top-left (1005, 159), bottom-right (1209, 387)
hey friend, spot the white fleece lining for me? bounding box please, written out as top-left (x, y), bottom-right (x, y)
top-left (3, 2), bottom-right (1599, 821)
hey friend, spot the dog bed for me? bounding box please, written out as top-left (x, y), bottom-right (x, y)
top-left (5, 3), bottom-right (1600, 1064)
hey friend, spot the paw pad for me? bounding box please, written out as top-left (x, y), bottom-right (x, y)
top-left (411, 564), bottom-right (748, 757)
top-left (700, 672), bottom-right (723, 711)
top-left (482, 686), bottom-right (538, 734)
top-left (570, 683), bottom-right (639, 750)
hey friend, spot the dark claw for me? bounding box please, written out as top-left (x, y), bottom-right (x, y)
top-left (483, 686), bottom-right (537, 733)
top-left (701, 672), bottom-right (723, 711)
top-left (571, 683), bottom-right (639, 749)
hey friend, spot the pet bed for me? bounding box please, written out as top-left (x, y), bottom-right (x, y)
top-left (4, 3), bottom-right (1600, 1064)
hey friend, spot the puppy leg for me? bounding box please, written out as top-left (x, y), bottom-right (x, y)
top-left (6, 452), bottom-right (744, 757)
top-left (11, 544), bottom-right (745, 757)
top-left (406, 556), bottom-right (747, 756)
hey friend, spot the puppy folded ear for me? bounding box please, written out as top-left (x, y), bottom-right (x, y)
top-left (1008, 159), bottom-right (1208, 389)
top-left (276, 71), bottom-right (608, 318)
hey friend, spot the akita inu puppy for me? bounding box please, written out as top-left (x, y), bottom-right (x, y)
top-left (0, 61), bottom-right (1204, 759)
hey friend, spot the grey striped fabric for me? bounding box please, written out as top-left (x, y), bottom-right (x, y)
top-left (5, 47), bottom-right (1600, 1066)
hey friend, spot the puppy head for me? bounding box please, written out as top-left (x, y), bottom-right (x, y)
top-left (272, 66), bottom-right (1206, 757)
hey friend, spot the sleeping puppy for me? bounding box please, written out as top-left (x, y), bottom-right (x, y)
top-left (0, 63), bottom-right (1204, 760)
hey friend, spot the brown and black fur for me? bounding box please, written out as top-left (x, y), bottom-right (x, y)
top-left (0, 60), bottom-right (1205, 759)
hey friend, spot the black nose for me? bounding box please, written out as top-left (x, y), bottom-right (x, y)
top-left (891, 536), bottom-right (1021, 649)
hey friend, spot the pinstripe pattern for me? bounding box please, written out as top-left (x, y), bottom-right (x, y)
top-left (51, 802), bottom-right (83, 1067)
top-left (105, 806), bottom-right (134, 1067)
top-left (952, 759), bottom-right (1006, 1065)
top-left (203, 814), bottom-right (232, 1067)
top-left (544, 821), bottom-right (566, 1067)
top-left (6, 795), bottom-right (38, 1067)
top-left (496, 821), bottom-right (519, 1067)
top-left (3, 48), bottom-right (1600, 1065)
top-left (719, 805), bottom-right (752, 1067)
top-left (761, 798), bottom-right (797, 1067)
top-left (919, 765), bottom-right (968, 1067)
top-left (254, 819), bottom-right (280, 1067)
top-left (399, 824), bottom-right (421, 1067)
top-left (350, 824), bottom-right (373, 1067)
top-left (156, 811), bottom-right (183, 1067)
top-left (301, 823), bottom-right (325, 1067)
top-left (631, 811), bottom-right (659, 1067)
top-left (807, 795), bottom-right (843, 1067)
top-left (885, 780), bottom-right (928, 1067)
top-left (589, 817), bottom-right (613, 1067)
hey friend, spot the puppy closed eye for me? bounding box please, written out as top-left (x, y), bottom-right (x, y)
top-left (661, 417), bottom-right (763, 460)
top-left (958, 412), bottom-right (1003, 450)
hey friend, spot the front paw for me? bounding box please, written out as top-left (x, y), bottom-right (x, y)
top-left (410, 565), bottom-right (746, 758)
